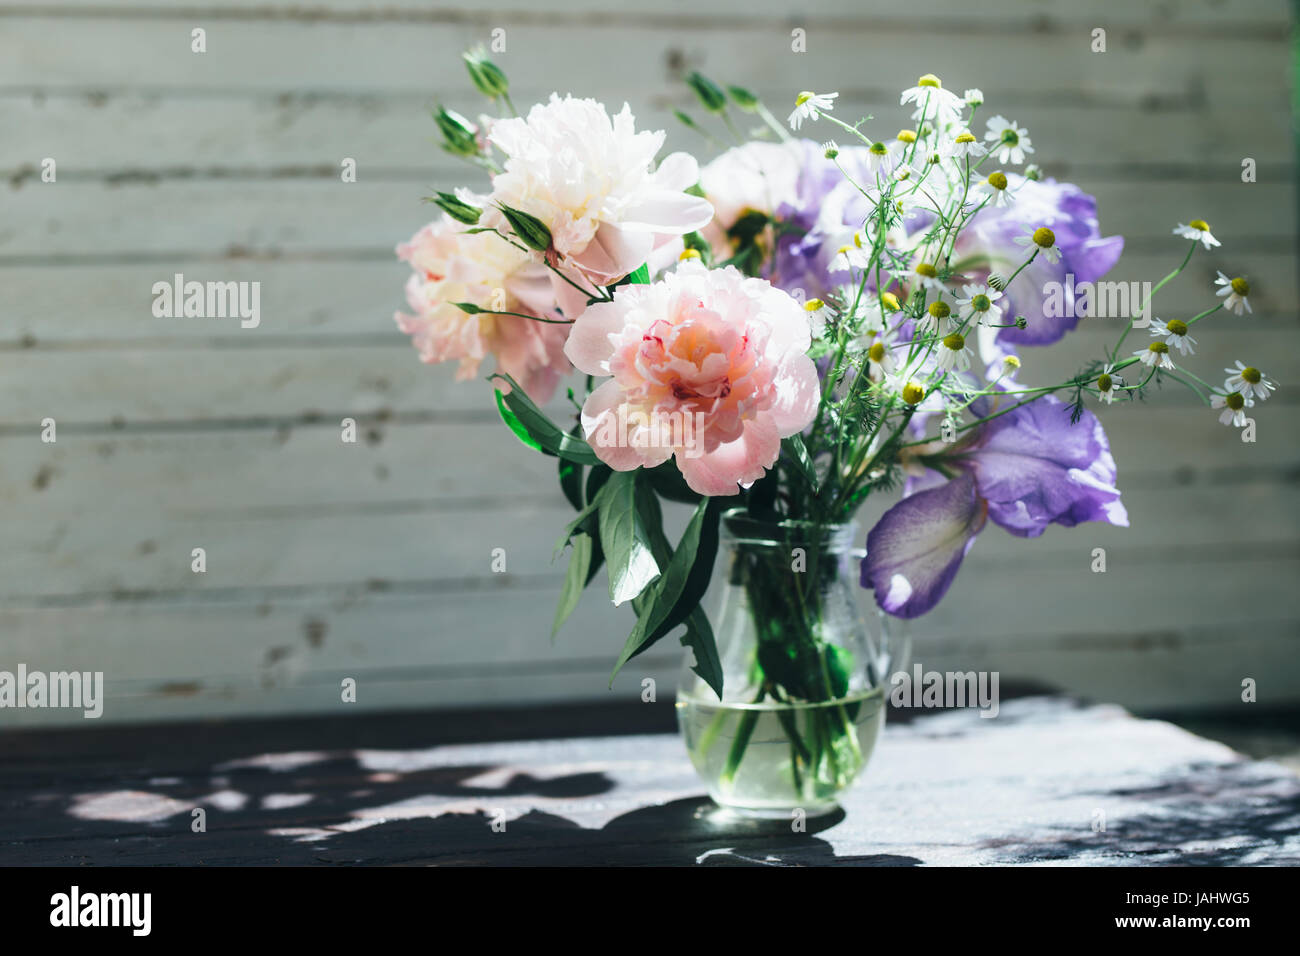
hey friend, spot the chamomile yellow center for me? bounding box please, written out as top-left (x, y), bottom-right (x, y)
top-left (898, 129), bottom-right (917, 143)
top-left (915, 262), bottom-right (938, 279)
top-left (987, 172), bottom-right (1008, 190)
top-left (955, 132), bottom-right (976, 144)
top-left (971, 294), bottom-right (992, 312)
top-left (902, 382), bottom-right (926, 405)
top-left (917, 74), bottom-right (941, 88)
top-left (1226, 392), bottom-right (1245, 410)
top-left (1231, 277), bottom-right (1250, 296)
top-left (1241, 366), bottom-right (1261, 384)
top-left (1165, 319), bottom-right (1188, 336)
top-left (880, 292), bottom-right (901, 311)
top-left (928, 301), bottom-right (951, 319)
top-left (869, 141), bottom-right (888, 156)
top-left (868, 342), bottom-right (886, 363)
top-left (1149, 342), bottom-right (1169, 355)
top-left (942, 332), bottom-right (965, 350)
top-left (1189, 219), bottom-right (1210, 232)
top-left (795, 91), bottom-right (815, 106)
top-left (804, 298), bottom-right (824, 311)
top-left (1032, 227), bottom-right (1056, 249)
top-left (1098, 373), bottom-right (1113, 392)
top-left (1000, 128), bottom-right (1019, 146)
top-left (678, 248), bottom-right (700, 261)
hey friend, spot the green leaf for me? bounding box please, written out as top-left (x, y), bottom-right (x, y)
top-left (454, 301), bottom-right (485, 314)
top-left (552, 531), bottom-right (593, 639)
top-left (609, 497), bottom-right (716, 682)
top-left (686, 71), bottom-right (728, 114)
top-left (494, 389), bottom-right (543, 453)
top-left (495, 202), bottom-right (552, 252)
top-left (648, 498), bottom-right (722, 643)
top-left (644, 459), bottom-right (701, 504)
top-left (595, 471), bottom-right (661, 606)
top-left (681, 605), bottom-right (723, 699)
top-left (625, 262), bottom-right (650, 285)
top-left (558, 444), bottom-right (585, 510)
top-left (489, 373), bottom-right (600, 464)
top-left (781, 434), bottom-right (819, 493)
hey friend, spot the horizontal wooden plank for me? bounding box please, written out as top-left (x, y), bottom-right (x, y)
top-left (5, 252), bottom-right (1294, 346)
top-left (0, 17), bottom-right (1288, 102)
top-left (0, 0), bottom-right (1288, 31)
top-left (3, 90), bottom-right (1292, 176)
top-left (4, 181), bottom-right (1293, 263)
top-left (4, 331), bottom-right (1295, 430)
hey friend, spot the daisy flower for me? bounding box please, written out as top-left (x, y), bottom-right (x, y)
top-left (1096, 364), bottom-right (1124, 405)
top-left (1224, 360), bottom-right (1276, 401)
top-left (912, 261), bottom-right (948, 295)
top-left (1013, 225), bottom-right (1061, 264)
top-left (963, 89), bottom-right (984, 108)
top-left (862, 329), bottom-right (899, 378)
top-left (1134, 341), bottom-right (1175, 370)
top-left (865, 140), bottom-right (891, 174)
top-left (976, 171), bottom-right (1014, 208)
top-left (935, 331), bottom-right (972, 372)
top-left (831, 231), bottom-right (872, 271)
top-left (804, 298), bottom-right (828, 338)
top-left (945, 130), bottom-right (987, 161)
top-left (983, 115), bottom-right (1034, 165)
top-left (955, 283), bottom-right (1004, 326)
top-left (859, 291), bottom-right (902, 335)
top-left (1172, 219), bottom-right (1219, 250)
top-left (917, 300), bottom-right (953, 337)
top-left (1211, 391), bottom-right (1253, 427)
top-left (788, 91), bottom-right (837, 131)
top-left (1214, 272), bottom-right (1252, 314)
top-left (900, 74), bottom-right (964, 127)
top-left (1148, 317), bottom-right (1197, 355)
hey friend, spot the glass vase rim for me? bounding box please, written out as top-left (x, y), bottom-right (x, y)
top-left (719, 508), bottom-right (861, 550)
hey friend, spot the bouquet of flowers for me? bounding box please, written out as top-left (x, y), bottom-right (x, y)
top-left (392, 52), bottom-right (1272, 814)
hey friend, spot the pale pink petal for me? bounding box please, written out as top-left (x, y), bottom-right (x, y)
top-left (677, 417), bottom-right (781, 496)
top-left (564, 300), bottom-right (627, 375)
top-left (768, 353), bottom-right (821, 435)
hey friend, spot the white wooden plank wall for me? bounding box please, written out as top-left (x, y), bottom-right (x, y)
top-left (1, 0), bottom-right (1296, 726)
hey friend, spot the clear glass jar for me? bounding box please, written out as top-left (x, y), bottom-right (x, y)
top-left (675, 509), bottom-right (906, 818)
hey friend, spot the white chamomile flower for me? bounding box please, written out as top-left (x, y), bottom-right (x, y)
top-left (1013, 225), bottom-right (1061, 264)
top-left (1148, 317), bottom-right (1197, 355)
top-left (859, 291), bottom-right (902, 335)
top-left (861, 328), bottom-right (900, 378)
top-left (864, 140), bottom-right (891, 175)
top-left (983, 115), bottom-right (1034, 164)
top-left (803, 298), bottom-right (828, 338)
top-left (900, 74), bottom-right (964, 127)
top-left (788, 91), bottom-right (837, 131)
top-left (831, 230), bottom-right (872, 271)
top-left (1134, 340), bottom-right (1175, 370)
top-left (1214, 271), bottom-right (1252, 314)
top-left (1224, 360), bottom-right (1276, 401)
top-left (935, 330), bottom-right (972, 372)
top-left (945, 129), bottom-right (987, 161)
top-left (976, 171), bottom-right (1014, 208)
top-left (955, 283), bottom-right (1004, 326)
top-left (890, 129), bottom-right (920, 166)
top-left (918, 299), bottom-right (953, 337)
top-left (1172, 219), bottom-right (1219, 250)
top-left (964, 89), bottom-right (984, 108)
top-left (912, 261), bottom-right (948, 295)
top-left (1210, 391), bottom-right (1253, 427)
top-left (1096, 364), bottom-right (1124, 405)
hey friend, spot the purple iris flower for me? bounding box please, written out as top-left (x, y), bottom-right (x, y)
top-left (861, 393), bottom-right (1128, 618)
top-left (955, 176), bottom-right (1124, 349)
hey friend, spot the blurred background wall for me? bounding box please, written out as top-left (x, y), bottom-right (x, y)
top-left (2, 0), bottom-right (1296, 726)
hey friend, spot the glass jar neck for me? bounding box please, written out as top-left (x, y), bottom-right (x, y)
top-left (720, 509), bottom-right (859, 556)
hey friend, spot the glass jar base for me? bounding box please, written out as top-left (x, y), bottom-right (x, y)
top-left (710, 800), bottom-right (841, 821)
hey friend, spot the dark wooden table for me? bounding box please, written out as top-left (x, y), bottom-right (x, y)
top-left (4, 696), bottom-right (1299, 865)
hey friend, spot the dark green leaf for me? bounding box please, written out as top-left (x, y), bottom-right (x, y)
top-left (686, 71), bottom-right (727, 114)
top-left (781, 434), bottom-right (819, 493)
top-left (625, 262), bottom-right (650, 285)
top-left (595, 471), bottom-right (661, 606)
top-left (551, 531), bottom-right (593, 639)
top-left (681, 605), bottom-right (723, 699)
top-left (644, 459), bottom-right (701, 504)
top-left (494, 389), bottom-right (543, 454)
top-left (489, 373), bottom-right (600, 464)
top-left (610, 497), bottom-right (712, 680)
top-left (558, 443), bottom-right (585, 510)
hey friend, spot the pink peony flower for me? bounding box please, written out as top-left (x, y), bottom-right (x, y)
top-left (484, 95), bottom-right (714, 320)
top-left (394, 209), bottom-right (571, 402)
top-left (564, 261), bottom-right (820, 496)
